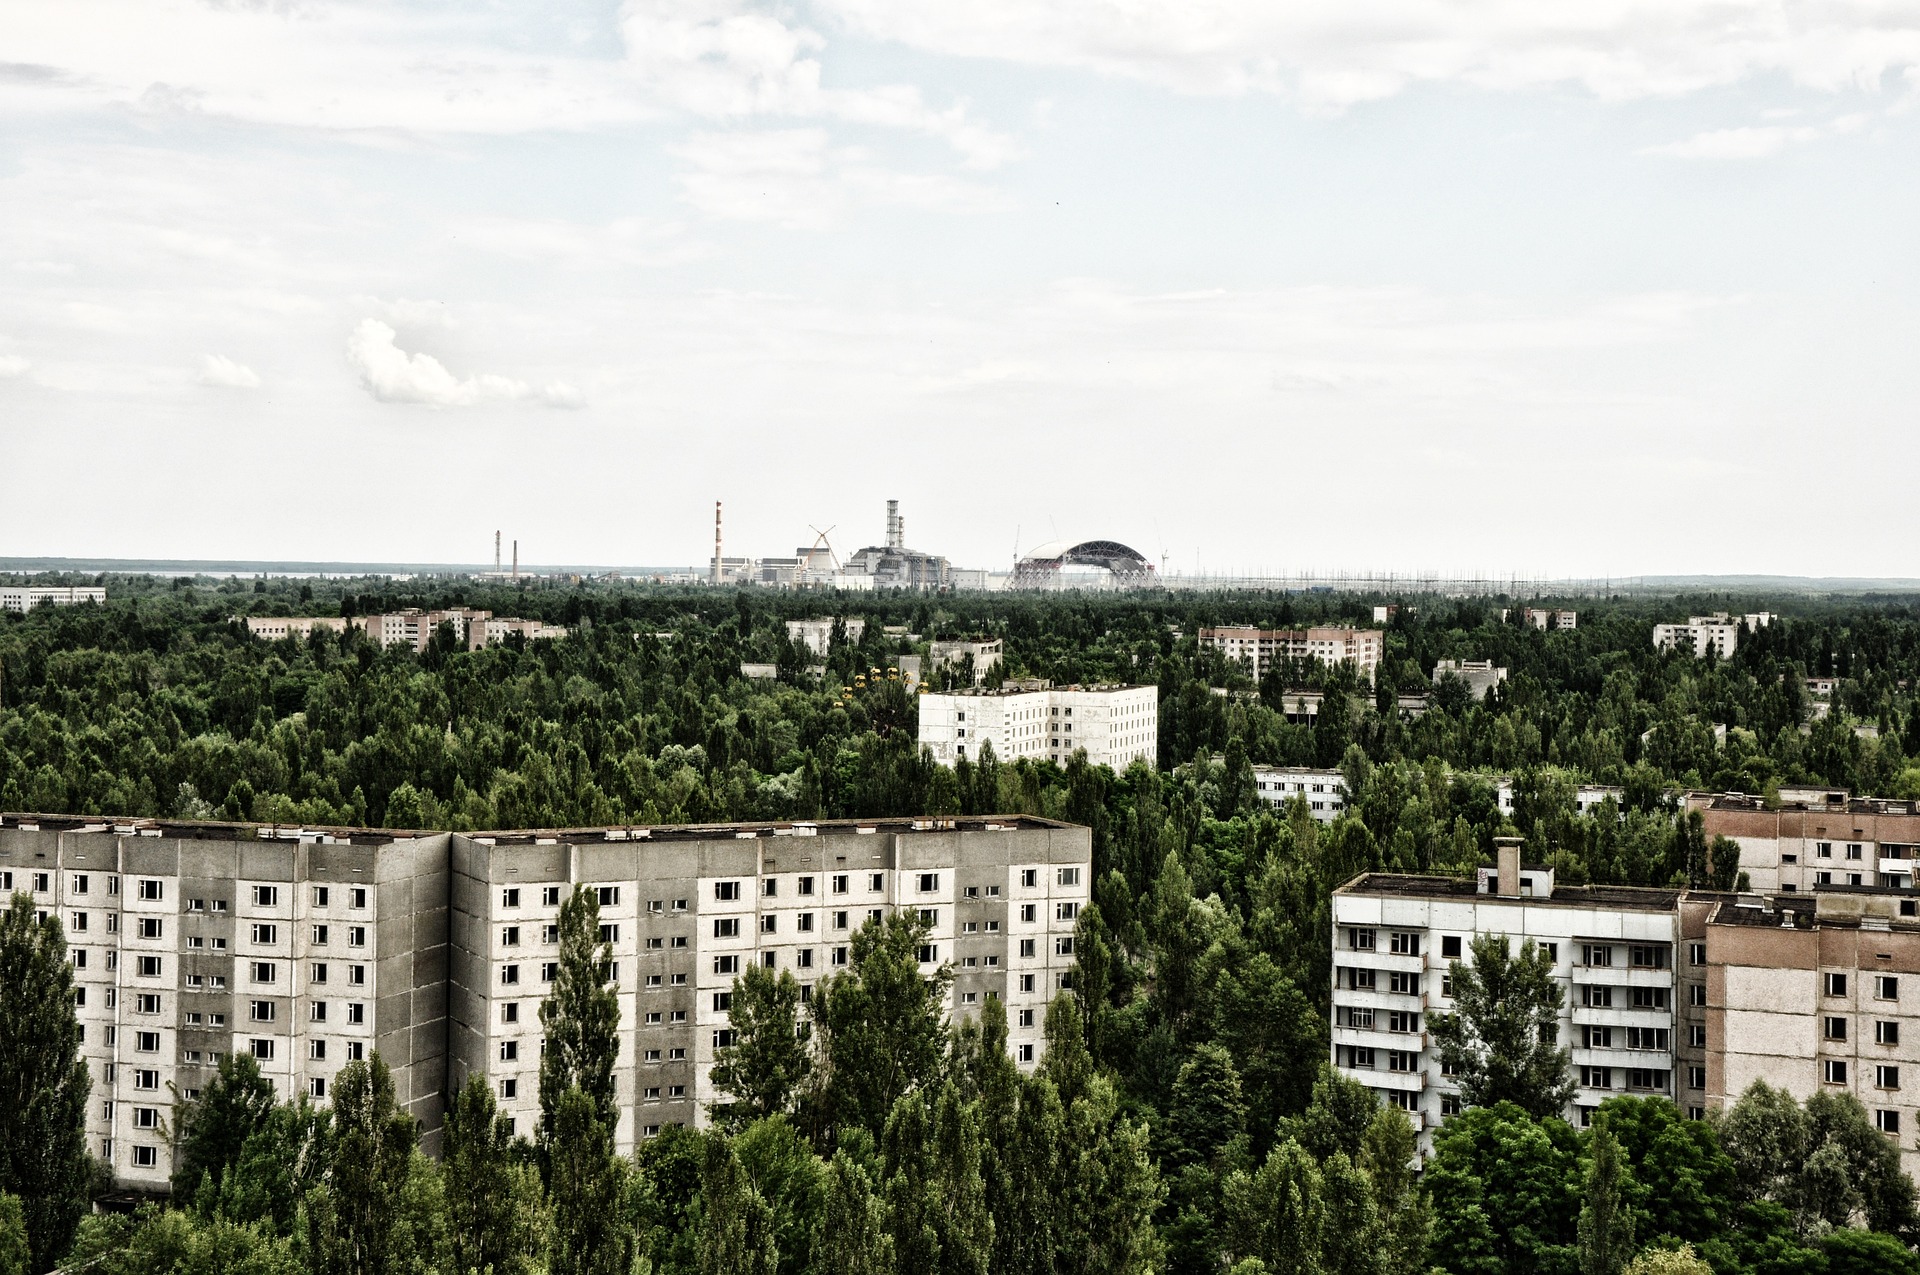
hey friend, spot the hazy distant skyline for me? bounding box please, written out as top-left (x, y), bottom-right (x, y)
top-left (3, 1), bottom-right (1918, 577)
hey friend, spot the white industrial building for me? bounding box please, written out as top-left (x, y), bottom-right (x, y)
top-left (918, 683), bottom-right (1158, 771)
top-left (1, 585), bottom-right (106, 612)
top-left (1252, 766), bottom-right (1349, 820)
top-left (1332, 841), bottom-right (1695, 1159)
top-left (1653, 612), bottom-right (1774, 658)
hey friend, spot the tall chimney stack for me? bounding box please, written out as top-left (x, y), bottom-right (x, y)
top-left (1495, 836), bottom-right (1522, 897)
top-left (494, 530), bottom-right (501, 574)
top-left (713, 501), bottom-right (724, 585)
top-left (886, 499), bottom-right (903, 550)
top-left (512, 540), bottom-right (518, 581)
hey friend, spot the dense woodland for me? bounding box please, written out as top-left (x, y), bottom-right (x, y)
top-left (7, 577), bottom-right (1920, 1274)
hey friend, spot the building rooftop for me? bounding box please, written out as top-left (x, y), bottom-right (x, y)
top-left (1699, 791), bottom-right (1918, 817)
top-left (925, 682), bottom-right (1150, 697)
top-left (1337, 871), bottom-right (1683, 911)
top-left (1, 811), bottom-right (1070, 847)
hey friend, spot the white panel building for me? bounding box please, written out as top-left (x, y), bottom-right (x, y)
top-left (1, 586), bottom-right (106, 612)
top-left (1252, 766), bottom-right (1349, 820)
top-left (918, 683), bottom-right (1158, 771)
top-left (1331, 840), bottom-right (1692, 1158)
top-left (1653, 612), bottom-right (1775, 658)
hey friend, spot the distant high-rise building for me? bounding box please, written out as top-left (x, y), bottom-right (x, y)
top-left (1197, 626), bottom-right (1385, 683)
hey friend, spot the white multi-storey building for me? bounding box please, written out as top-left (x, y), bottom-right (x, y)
top-left (1252, 767), bottom-right (1348, 820)
top-left (928, 639), bottom-right (1004, 684)
top-left (1198, 626), bottom-right (1385, 684)
top-left (3, 810), bottom-right (1086, 1183)
top-left (449, 816), bottom-right (1088, 1150)
top-left (1, 586), bottom-right (106, 612)
top-left (1331, 840), bottom-right (1695, 1158)
top-left (1695, 790), bottom-right (1920, 893)
top-left (917, 683), bottom-right (1157, 771)
top-left (1653, 612), bottom-right (1774, 658)
top-left (244, 617), bottom-right (349, 641)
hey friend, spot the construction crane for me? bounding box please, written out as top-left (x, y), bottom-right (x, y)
top-left (801, 526), bottom-right (838, 576)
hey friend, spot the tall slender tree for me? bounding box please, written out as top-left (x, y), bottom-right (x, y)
top-left (309, 1054), bottom-right (417, 1275)
top-left (1430, 933), bottom-right (1575, 1119)
top-left (539, 887), bottom-right (620, 1143)
top-left (816, 911), bottom-right (952, 1137)
top-left (172, 1052), bottom-right (279, 1205)
top-left (1578, 1119), bottom-right (1636, 1275)
top-left (443, 1074), bottom-right (540, 1275)
top-left (711, 964), bottom-right (811, 1127)
top-left (0, 893), bottom-right (91, 1274)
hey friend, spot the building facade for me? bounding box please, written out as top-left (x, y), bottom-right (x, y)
top-left (1197, 626), bottom-right (1385, 684)
top-left (917, 684), bottom-right (1157, 770)
top-left (1432, 659), bottom-right (1508, 701)
top-left (1, 586), bottom-right (107, 612)
top-left (1523, 609), bottom-right (1579, 630)
top-left (333, 609), bottom-right (567, 653)
top-left (244, 617), bottom-right (349, 641)
top-left (2, 811), bottom-right (1087, 1185)
top-left (1653, 612), bottom-right (1775, 658)
top-left (1332, 842), bottom-right (1698, 1158)
top-left (786, 618), bottom-right (866, 657)
top-left (1706, 888), bottom-right (1920, 1181)
top-left (1251, 766), bottom-right (1349, 820)
top-left (928, 638), bottom-right (1004, 684)
top-left (1696, 791), bottom-right (1920, 893)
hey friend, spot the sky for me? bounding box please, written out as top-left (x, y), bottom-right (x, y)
top-left (2, 1), bottom-right (1918, 578)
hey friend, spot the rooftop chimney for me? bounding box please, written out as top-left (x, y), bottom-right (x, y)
top-left (1495, 836), bottom-right (1522, 898)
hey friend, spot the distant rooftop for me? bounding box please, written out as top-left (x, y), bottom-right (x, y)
top-left (1338, 871), bottom-right (1684, 911)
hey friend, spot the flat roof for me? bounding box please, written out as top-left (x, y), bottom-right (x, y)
top-left (924, 683), bottom-right (1150, 697)
top-left (1701, 792), bottom-right (1919, 817)
top-left (1337, 871), bottom-right (1682, 911)
top-left (1, 811), bottom-right (1071, 847)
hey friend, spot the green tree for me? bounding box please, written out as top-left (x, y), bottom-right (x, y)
top-left (1578, 1119), bottom-right (1636, 1275)
top-left (0, 893), bottom-right (92, 1273)
top-left (816, 911), bottom-right (953, 1137)
top-left (1165, 1043), bottom-right (1246, 1171)
top-left (548, 1088), bottom-right (634, 1275)
top-left (712, 966), bottom-right (812, 1127)
top-left (442, 1074), bottom-right (542, 1275)
top-left (734, 1116), bottom-right (827, 1275)
top-left (1430, 933), bottom-right (1574, 1119)
top-left (0, 1192), bottom-right (27, 1275)
top-left (1425, 1102), bottom-right (1581, 1275)
top-left (1359, 1106), bottom-right (1431, 1275)
top-left (698, 1136), bottom-right (778, 1275)
top-left (1622, 1245), bottom-right (1712, 1275)
top-left (172, 1053), bottom-right (279, 1205)
top-left (308, 1054), bottom-right (417, 1275)
top-left (815, 1151), bottom-right (893, 1275)
top-left (539, 887), bottom-right (620, 1144)
top-left (1223, 1139), bottom-right (1323, 1275)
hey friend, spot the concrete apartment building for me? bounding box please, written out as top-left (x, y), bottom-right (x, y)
top-left (1653, 612), bottom-right (1775, 659)
top-left (1, 811), bottom-right (1087, 1185)
top-left (344, 608), bottom-right (567, 653)
top-left (1706, 888), bottom-right (1920, 1180)
top-left (243, 616), bottom-right (349, 641)
top-left (1523, 609), bottom-right (1579, 630)
top-left (1695, 790), bottom-right (1920, 893)
top-left (1252, 766), bottom-right (1349, 820)
top-left (928, 638), bottom-right (1004, 684)
top-left (786, 617), bottom-right (866, 657)
top-left (0, 815), bottom-right (449, 1194)
top-left (450, 817), bottom-right (1088, 1148)
top-left (1332, 842), bottom-right (1705, 1158)
top-left (1198, 626), bottom-right (1385, 684)
top-left (1, 586), bottom-right (107, 612)
top-left (917, 683), bottom-right (1158, 770)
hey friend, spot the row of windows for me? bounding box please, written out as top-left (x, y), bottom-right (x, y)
top-left (1579, 985), bottom-right (1672, 1009)
top-left (1823, 1016), bottom-right (1903, 1044)
top-left (1579, 1025), bottom-right (1671, 1051)
top-left (27, 877), bottom-right (371, 912)
top-left (1335, 1006), bottom-right (1422, 1032)
top-left (498, 868), bottom-right (1081, 915)
top-left (1824, 1060), bottom-right (1904, 1090)
top-left (1824, 973), bottom-right (1905, 1001)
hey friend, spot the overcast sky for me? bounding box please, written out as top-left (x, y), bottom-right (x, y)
top-left (2, 1), bottom-right (1918, 577)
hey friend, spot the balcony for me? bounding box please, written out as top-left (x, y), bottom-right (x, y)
top-left (1333, 1025), bottom-right (1428, 1052)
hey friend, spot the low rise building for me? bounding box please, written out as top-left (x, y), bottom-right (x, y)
top-left (1, 585), bottom-right (106, 612)
top-left (1432, 659), bottom-right (1508, 701)
top-left (1198, 626), bottom-right (1385, 684)
top-left (2, 811), bottom-right (1088, 1181)
top-left (245, 616), bottom-right (349, 640)
top-left (1653, 613), bottom-right (1774, 659)
top-left (346, 609), bottom-right (566, 653)
top-left (929, 638), bottom-right (1004, 684)
top-left (1252, 766), bottom-right (1349, 820)
top-left (1491, 776), bottom-right (1627, 817)
top-left (1332, 841), bottom-right (1698, 1158)
top-left (1524, 609), bottom-right (1579, 630)
top-left (786, 617), bottom-right (866, 657)
top-left (918, 684), bottom-right (1157, 771)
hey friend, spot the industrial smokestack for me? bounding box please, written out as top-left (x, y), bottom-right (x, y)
top-left (713, 501), bottom-right (724, 585)
top-left (512, 540), bottom-right (518, 581)
top-left (887, 499), bottom-right (903, 550)
top-left (495, 530), bottom-right (501, 574)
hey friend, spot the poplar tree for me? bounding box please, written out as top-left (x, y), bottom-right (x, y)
top-left (309, 1054), bottom-right (417, 1275)
top-left (816, 1152), bottom-right (892, 1275)
top-left (0, 893), bottom-right (91, 1274)
top-left (1430, 933), bottom-right (1575, 1119)
top-left (539, 887), bottom-right (620, 1142)
top-left (1578, 1120), bottom-right (1636, 1275)
top-left (696, 1138), bottom-right (777, 1275)
top-left (549, 1088), bottom-right (635, 1275)
top-left (444, 1075), bottom-right (541, 1275)
top-left (711, 965), bottom-right (811, 1126)
top-left (172, 1052), bottom-right (279, 1205)
top-left (816, 911), bottom-right (952, 1137)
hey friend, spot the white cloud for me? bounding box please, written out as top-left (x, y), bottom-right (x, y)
top-left (1644, 109), bottom-right (1875, 157)
top-left (0, 354), bottom-right (29, 378)
top-left (672, 128), bottom-right (1006, 227)
top-left (819, 0), bottom-right (1920, 109)
top-left (345, 318), bottom-right (528, 408)
top-left (541, 381), bottom-right (587, 409)
top-left (198, 353), bottom-right (260, 388)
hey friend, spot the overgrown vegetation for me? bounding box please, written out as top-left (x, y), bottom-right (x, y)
top-left (6, 578), bottom-right (1920, 1272)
